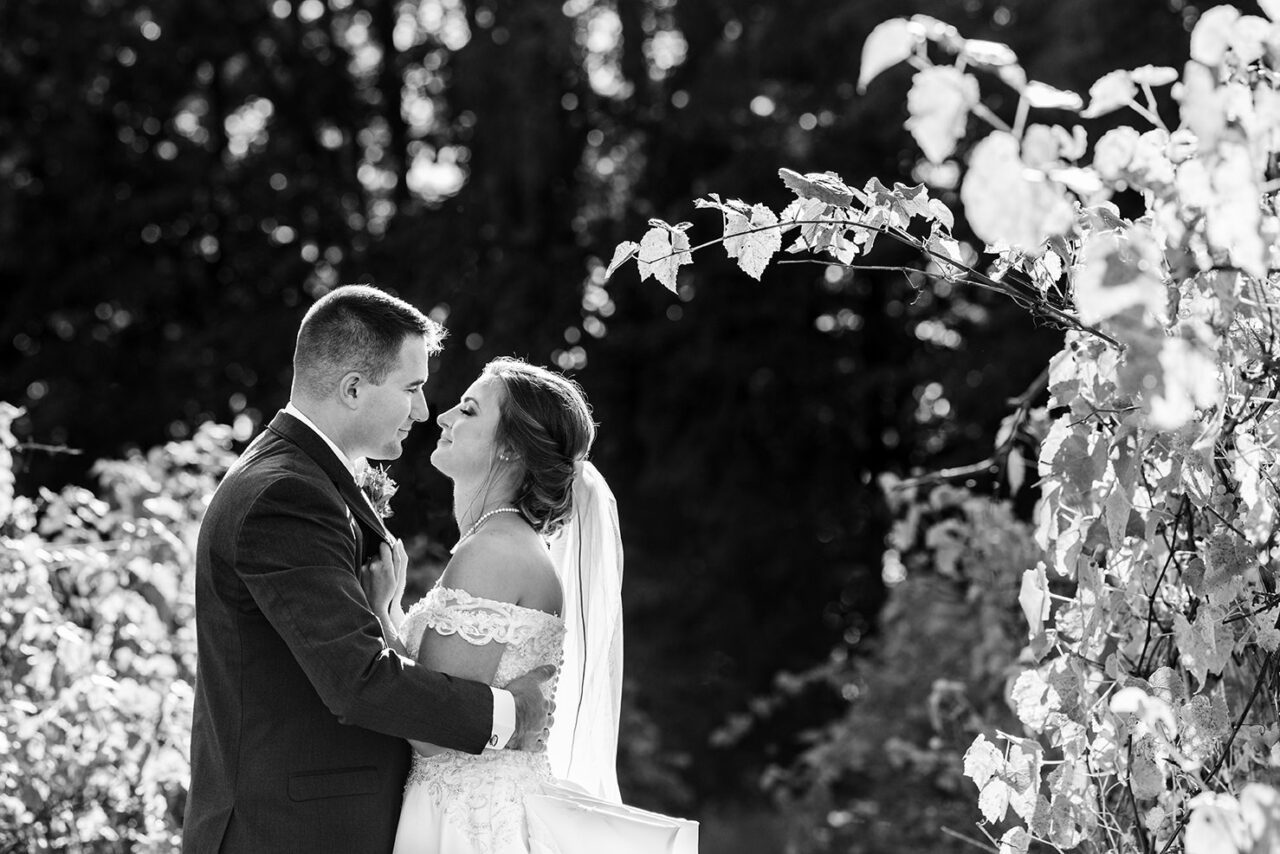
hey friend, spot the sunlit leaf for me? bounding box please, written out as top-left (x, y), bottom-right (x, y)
top-left (963, 733), bottom-right (1004, 789)
top-left (1004, 736), bottom-right (1043, 821)
top-left (1082, 70), bottom-right (1136, 118)
top-left (1072, 225), bottom-right (1167, 325)
top-left (979, 777), bottom-right (1010, 823)
top-left (858, 18), bottom-right (918, 93)
top-left (906, 66), bottom-right (980, 164)
top-left (1205, 142), bottom-right (1265, 278)
top-left (1130, 65), bottom-right (1179, 86)
top-left (604, 241), bottom-right (638, 280)
top-left (636, 224), bottom-right (692, 294)
top-left (1186, 792), bottom-right (1251, 854)
top-left (907, 14), bottom-right (963, 51)
top-left (962, 38), bottom-right (1018, 66)
top-left (778, 168), bottom-right (856, 207)
top-left (1179, 694), bottom-right (1229, 766)
top-left (998, 827), bottom-right (1030, 854)
top-left (1018, 563), bottom-right (1050, 632)
top-left (1024, 81), bottom-right (1083, 111)
top-left (1173, 605), bottom-right (1233, 689)
top-left (729, 204), bottom-right (781, 280)
top-left (1239, 785), bottom-right (1280, 853)
top-left (1190, 5), bottom-right (1242, 66)
top-left (960, 131), bottom-right (1074, 251)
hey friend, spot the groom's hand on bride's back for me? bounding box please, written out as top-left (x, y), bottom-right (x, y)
top-left (507, 664), bottom-right (556, 752)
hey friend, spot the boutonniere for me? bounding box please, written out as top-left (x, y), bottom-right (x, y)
top-left (354, 460), bottom-right (398, 519)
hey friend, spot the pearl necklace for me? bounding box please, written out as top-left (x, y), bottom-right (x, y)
top-left (451, 506), bottom-right (522, 553)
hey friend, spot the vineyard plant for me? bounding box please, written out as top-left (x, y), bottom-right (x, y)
top-left (0, 404), bottom-right (235, 850)
top-left (611, 7), bottom-right (1280, 853)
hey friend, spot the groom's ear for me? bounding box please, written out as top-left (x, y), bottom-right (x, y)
top-left (338, 371), bottom-right (363, 410)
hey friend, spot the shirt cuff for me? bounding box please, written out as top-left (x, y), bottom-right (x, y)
top-left (487, 688), bottom-right (516, 750)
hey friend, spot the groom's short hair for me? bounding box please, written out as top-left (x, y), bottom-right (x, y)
top-left (292, 284), bottom-right (445, 398)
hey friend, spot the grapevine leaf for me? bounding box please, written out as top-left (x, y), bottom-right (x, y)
top-left (1111, 686), bottom-right (1177, 741)
top-left (1203, 529), bottom-right (1253, 595)
top-left (1103, 482), bottom-right (1131, 549)
top-left (1178, 62), bottom-right (1228, 151)
top-left (780, 196), bottom-right (830, 251)
top-left (1178, 694), bottom-right (1229, 766)
top-left (1130, 735), bottom-right (1166, 799)
top-left (1078, 201), bottom-right (1128, 234)
top-left (1049, 166), bottom-right (1103, 196)
top-left (963, 733), bottom-right (1005, 790)
top-left (1018, 563), bottom-right (1050, 633)
top-left (1047, 762), bottom-right (1094, 848)
top-left (961, 38), bottom-right (1018, 67)
top-left (1130, 65), bottom-right (1179, 86)
top-left (925, 233), bottom-right (965, 281)
top-left (1012, 669), bottom-right (1057, 731)
top-left (1173, 606), bottom-right (1233, 689)
top-left (1147, 666), bottom-right (1189, 708)
top-left (1190, 6), bottom-right (1268, 66)
top-left (636, 224), bottom-right (692, 294)
top-left (1081, 70), bottom-right (1136, 118)
top-left (858, 18), bottom-right (918, 93)
top-left (778, 169), bottom-right (855, 207)
top-left (1004, 736), bottom-right (1043, 821)
top-left (1150, 335), bottom-right (1223, 432)
top-left (927, 198), bottom-right (955, 231)
top-left (1024, 81), bottom-right (1083, 111)
top-left (960, 131), bottom-right (1074, 251)
top-left (1073, 226), bottom-right (1167, 325)
top-left (1029, 795), bottom-right (1052, 837)
top-left (1185, 792), bottom-right (1249, 854)
top-left (720, 209), bottom-right (753, 260)
top-left (906, 66), bottom-right (980, 164)
top-left (1239, 785), bottom-right (1280, 853)
top-left (979, 777), bottom-right (1011, 823)
top-left (693, 192), bottom-right (751, 218)
top-left (733, 204), bottom-right (781, 280)
top-left (1006, 446), bottom-right (1026, 494)
top-left (1206, 143), bottom-right (1266, 279)
top-left (604, 241), bottom-right (639, 280)
top-left (892, 182), bottom-right (935, 221)
top-left (998, 827), bottom-right (1030, 854)
top-left (1233, 432), bottom-right (1279, 544)
top-left (908, 14), bottom-right (963, 51)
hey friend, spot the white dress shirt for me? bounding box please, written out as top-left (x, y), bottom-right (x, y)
top-left (282, 402), bottom-right (517, 750)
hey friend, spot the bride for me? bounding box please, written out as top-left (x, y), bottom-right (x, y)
top-left (362, 357), bottom-right (695, 854)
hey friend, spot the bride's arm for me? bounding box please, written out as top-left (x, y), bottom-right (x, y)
top-left (410, 531), bottom-right (551, 757)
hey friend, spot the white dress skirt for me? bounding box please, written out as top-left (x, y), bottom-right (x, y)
top-left (392, 586), bottom-right (696, 854)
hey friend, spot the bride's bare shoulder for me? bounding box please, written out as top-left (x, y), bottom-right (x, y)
top-left (443, 521), bottom-right (560, 612)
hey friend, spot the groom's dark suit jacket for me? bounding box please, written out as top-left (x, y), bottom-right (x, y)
top-left (183, 411), bottom-right (494, 853)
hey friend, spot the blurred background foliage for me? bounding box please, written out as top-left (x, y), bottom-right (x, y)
top-left (1, 0), bottom-right (1213, 850)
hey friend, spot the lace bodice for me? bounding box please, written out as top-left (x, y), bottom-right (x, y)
top-left (396, 585), bottom-right (566, 853)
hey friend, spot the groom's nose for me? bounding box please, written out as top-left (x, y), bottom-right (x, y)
top-left (410, 390), bottom-right (429, 422)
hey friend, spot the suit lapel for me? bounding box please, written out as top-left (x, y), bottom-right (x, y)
top-left (267, 411), bottom-right (392, 549)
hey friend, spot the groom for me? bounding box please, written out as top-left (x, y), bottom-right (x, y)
top-left (183, 285), bottom-right (553, 852)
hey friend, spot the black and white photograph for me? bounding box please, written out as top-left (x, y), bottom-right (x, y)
top-left (3, 1), bottom-right (1279, 852)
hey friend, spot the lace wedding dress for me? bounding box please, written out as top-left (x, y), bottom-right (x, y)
top-left (391, 584), bottom-right (565, 854)
top-left (392, 463), bottom-right (697, 854)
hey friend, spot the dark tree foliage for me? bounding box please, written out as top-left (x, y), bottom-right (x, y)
top-left (0, 0), bottom-right (1213, 841)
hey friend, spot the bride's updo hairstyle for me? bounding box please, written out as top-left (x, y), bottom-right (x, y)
top-left (483, 357), bottom-right (595, 536)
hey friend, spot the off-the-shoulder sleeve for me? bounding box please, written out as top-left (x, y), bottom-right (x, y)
top-left (421, 586), bottom-right (541, 646)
